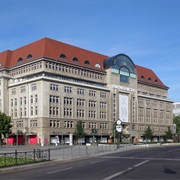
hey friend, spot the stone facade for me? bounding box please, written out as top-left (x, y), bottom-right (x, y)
top-left (0, 38), bottom-right (173, 144)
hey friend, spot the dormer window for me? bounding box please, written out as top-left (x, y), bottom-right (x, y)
top-left (72, 57), bottom-right (79, 62)
top-left (84, 60), bottom-right (90, 65)
top-left (95, 64), bottom-right (101, 68)
top-left (59, 54), bottom-right (67, 59)
top-left (154, 79), bottom-right (158, 83)
top-left (17, 57), bottom-right (23, 62)
top-left (148, 77), bottom-right (151, 81)
top-left (27, 54), bottom-right (33, 59)
top-left (140, 75), bottom-right (144, 79)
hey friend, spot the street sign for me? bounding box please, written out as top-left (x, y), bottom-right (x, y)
top-left (116, 125), bottom-right (122, 132)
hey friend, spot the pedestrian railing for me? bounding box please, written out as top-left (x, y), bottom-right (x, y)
top-left (0, 149), bottom-right (50, 168)
top-left (58, 143), bottom-right (161, 160)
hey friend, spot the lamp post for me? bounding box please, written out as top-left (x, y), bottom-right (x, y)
top-left (116, 120), bottom-right (123, 147)
top-left (16, 130), bottom-right (18, 146)
top-left (61, 122), bottom-right (65, 146)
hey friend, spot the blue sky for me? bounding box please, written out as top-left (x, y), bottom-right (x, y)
top-left (0, 0), bottom-right (180, 102)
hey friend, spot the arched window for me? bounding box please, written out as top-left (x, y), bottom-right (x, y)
top-left (148, 77), bottom-right (151, 81)
top-left (17, 57), bottom-right (23, 62)
top-left (84, 60), bottom-right (90, 65)
top-left (59, 54), bottom-right (67, 59)
top-left (120, 66), bottom-right (130, 83)
top-left (154, 79), bottom-right (158, 83)
top-left (141, 75), bottom-right (145, 80)
top-left (95, 64), bottom-right (101, 68)
top-left (27, 54), bottom-right (33, 59)
top-left (72, 57), bottom-right (79, 62)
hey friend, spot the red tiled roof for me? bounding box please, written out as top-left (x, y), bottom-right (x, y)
top-left (0, 37), bottom-right (167, 88)
top-left (0, 37), bottom-right (108, 71)
top-left (135, 65), bottom-right (168, 88)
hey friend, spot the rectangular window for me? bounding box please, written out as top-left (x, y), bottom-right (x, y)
top-left (100, 92), bottom-right (106, 98)
top-left (35, 106), bottom-right (38, 115)
top-left (15, 98), bottom-right (17, 106)
top-left (24, 107), bottom-right (26, 116)
top-left (20, 97), bottom-right (22, 105)
top-left (24, 97), bottom-right (26, 105)
top-left (31, 84), bottom-right (37, 91)
top-left (17, 120), bottom-right (23, 128)
top-left (64, 86), bottom-right (72, 93)
top-left (50, 84), bottom-right (59, 91)
top-left (35, 95), bottom-right (38, 103)
top-left (89, 90), bottom-right (96, 96)
top-left (31, 95), bottom-right (33, 103)
top-left (12, 88), bottom-right (16, 95)
top-left (30, 120), bottom-right (37, 127)
top-left (50, 120), bottom-right (60, 127)
top-left (77, 88), bottom-right (85, 95)
top-left (11, 99), bottom-right (13, 106)
top-left (31, 107), bottom-right (33, 116)
top-left (21, 86), bottom-right (26, 93)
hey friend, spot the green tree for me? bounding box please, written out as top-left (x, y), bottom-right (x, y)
top-left (173, 115), bottom-right (180, 134)
top-left (165, 126), bottom-right (173, 140)
top-left (143, 126), bottom-right (153, 141)
top-left (0, 112), bottom-right (12, 143)
top-left (74, 120), bottom-right (85, 144)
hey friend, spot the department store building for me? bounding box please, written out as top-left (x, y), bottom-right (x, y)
top-left (0, 37), bottom-right (173, 145)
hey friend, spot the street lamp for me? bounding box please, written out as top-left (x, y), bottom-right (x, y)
top-left (61, 122), bottom-right (65, 145)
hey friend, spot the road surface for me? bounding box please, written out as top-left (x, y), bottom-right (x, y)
top-left (1, 145), bottom-right (180, 179)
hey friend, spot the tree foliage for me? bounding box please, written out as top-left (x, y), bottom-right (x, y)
top-left (173, 115), bottom-right (180, 134)
top-left (165, 126), bottom-right (173, 139)
top-left (0, 112), bottom-right (11, 138)
top-left (74, 120), bottom-right (85, 140)
top-left (143, 126), bottom-right (153, 140)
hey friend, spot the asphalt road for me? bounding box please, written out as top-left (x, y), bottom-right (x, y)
top-left (1, 145), bottom-right (180, 180)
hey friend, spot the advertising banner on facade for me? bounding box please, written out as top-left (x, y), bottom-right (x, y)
top-left (119, 94), bottom-right (128, 123)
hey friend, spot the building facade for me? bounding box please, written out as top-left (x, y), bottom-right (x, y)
top-left (0, 37), bottom-right (173, 145)
top-left (173, 102), bottom-right (180, 116)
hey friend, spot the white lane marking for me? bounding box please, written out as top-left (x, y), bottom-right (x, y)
top-left (90, 160), bottom-right (103, 164)
top-left (46, 167), bottom-right (73, 174)
top-left (134, 160), bottom-right (149, 167)
top-left (168, 148), bottom-right (180, 153)
top-left (102, 168), bottom-right (132, 180)
top-left (102, 160), bottom-right (149, 180)
top-left (102, 156), bottom-right (180, 161)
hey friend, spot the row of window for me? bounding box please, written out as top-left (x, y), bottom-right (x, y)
top-left (11, 105), bottom-right (38, 117)
top-left (138, 91), bottom-right (167, 99)
top-left (46, 62), bottom-right (103, 80)
top-left (49, 107), bottom-right (107, 119)
top-left (49, 120), bottom-right (108, 129)
top-left (138, 98), bottom-right (171, 110)
top-left (12, 84), bottom-right (37, 95)
top-left (11, 83), bottom-right (107, 100)
top-left (51, 96), bottom-right (107, 109)
top-left (11, 95), bottom-right (38, 106)
top-left (138, 107), bottom-right (171, 124)
top-left (10, 62), bottom-right (42, 76)
top-left (137, 125), bottom-right (168, 132)
top-left (16, 119), bottom-right (108, 130)
top-left (16, 119), bottom-right (37, 128)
